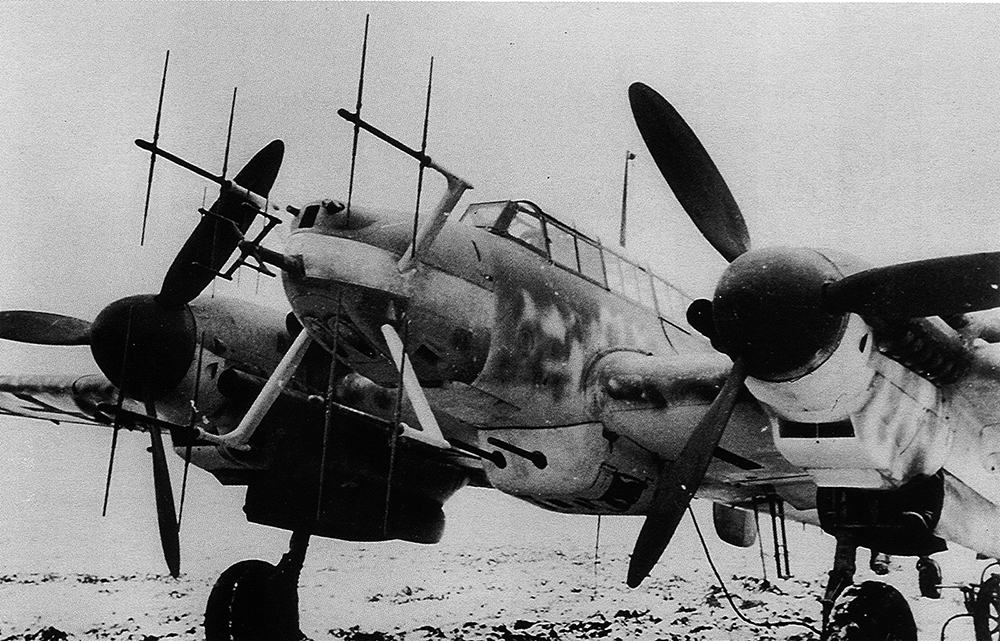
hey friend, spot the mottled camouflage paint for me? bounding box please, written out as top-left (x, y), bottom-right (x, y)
top-left (278, 199), bottom-right (778, 511)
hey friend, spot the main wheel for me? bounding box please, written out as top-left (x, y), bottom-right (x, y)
top-left (205, 559), bottom-right (305, 641)
top-left (974, 575), bottom-right (1000, 641)
top-left (826, 581), bottom-right (917, 641)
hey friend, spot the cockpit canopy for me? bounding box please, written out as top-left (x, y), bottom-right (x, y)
top-left (460, 200), bottom-right (693, 328)
top-left (462, 200), bottom-right (549, 251)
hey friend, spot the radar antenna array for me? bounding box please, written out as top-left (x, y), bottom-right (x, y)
top-left (328, 19), bottom-right (479, 537)
top-left (133, 62), bottom-right (286, 283)
top-left (99, 51), bottom-right (290, 577)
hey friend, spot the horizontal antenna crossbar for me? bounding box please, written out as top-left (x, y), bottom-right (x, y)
top-left (136, 139), bottom-right (223, 183)
top-left (134, 139), bottom-right (269, 208)
top-left (96, 403), bottom-right (207, 445)
top-left (337, 109), bottom-right (469, 188)
top-left (337, 109), bottom-right (430, 164)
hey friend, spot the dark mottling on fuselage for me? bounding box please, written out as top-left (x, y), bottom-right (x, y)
top-left (474, 232), bottom-right (672, 408)
top-left (283, 200), bottom-right (692, 425)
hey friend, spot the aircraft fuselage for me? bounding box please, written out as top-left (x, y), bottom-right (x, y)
top-left (278, 198), bottom-right (790, 515)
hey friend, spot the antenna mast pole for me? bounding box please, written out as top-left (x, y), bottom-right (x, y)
top-left (619, 150), bottom-right (635, 248)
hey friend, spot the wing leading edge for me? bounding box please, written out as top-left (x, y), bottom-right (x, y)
top-left (0, 373), bottom-right (142, 427)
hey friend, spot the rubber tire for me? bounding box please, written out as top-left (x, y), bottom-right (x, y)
top-left (827, 581), bottom-right (917, 641)
top-left (205, 559), bottom-right (295, 641)
top-left (974, 575), bottom-right (1000, 641)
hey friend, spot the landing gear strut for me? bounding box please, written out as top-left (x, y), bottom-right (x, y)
top-left (205, 530), bottom-right (311, 641)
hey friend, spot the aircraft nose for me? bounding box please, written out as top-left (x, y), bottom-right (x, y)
top-left (283, 232), bottom-right (409, 353)
top-left (285, 232), bottom-right (408, 296)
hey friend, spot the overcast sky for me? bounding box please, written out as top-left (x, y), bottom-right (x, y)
top-left (4, 2), bottom-right (1000, 374)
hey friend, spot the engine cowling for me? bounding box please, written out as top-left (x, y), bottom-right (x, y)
top-left (758, 314), bottom-right (952, 488)
top-left (710, 247), bottom-right (954, 489)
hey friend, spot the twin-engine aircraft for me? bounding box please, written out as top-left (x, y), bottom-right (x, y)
top-left (4, 50), bottom-right (1000, 640)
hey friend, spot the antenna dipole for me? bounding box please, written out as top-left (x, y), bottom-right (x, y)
top-left (316, 293), bottom-right (344, 524)
top-left (177, 333), bottom-right (206, 527)
top-left (102, 304), bottom-right (134, 516)
top-left (317, 11), bottom-right (369, 529)
top-left (140, 50), bottom-right (170, 246)
top-left (386, 57), bottom-right (436, 533)
top-left (619, 150), bottom-right (636, 248)
top-left (346, 14), bottom-right (370, 227)
top-left (409, 57), bottom-right (435, 262)
top-left (221, 87), bottom-right (238, 181)
top-left (211, 87), bottom-right (238, 281)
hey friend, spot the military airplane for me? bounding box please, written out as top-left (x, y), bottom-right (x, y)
top-left (4, 44), bottom-right (1000, 641)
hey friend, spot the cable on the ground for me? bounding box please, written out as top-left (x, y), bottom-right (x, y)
top-left (688, 505), bottom-right (822, 636)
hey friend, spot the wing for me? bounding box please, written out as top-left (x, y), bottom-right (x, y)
top-left (0, 373), bottom-right (142, 427)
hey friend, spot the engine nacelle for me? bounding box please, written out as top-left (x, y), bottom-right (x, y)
top-left (752, 314), bottom-right (952, 488)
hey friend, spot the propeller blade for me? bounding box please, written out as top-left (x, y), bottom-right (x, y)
top-left (0, 311), bottom-right (92, 345)
top-left (825, 251), bottom-right (1000, 319)
top-left (148, 419), bottom-right (181, 578)
top-left (144, 401), bottom-right (180, 577)
top-left (156, 140), bottom-right (284, 309)
top-left (628, 83), bottom-right (749, 262)
top-left (627, 358), bottom-right (749, 588)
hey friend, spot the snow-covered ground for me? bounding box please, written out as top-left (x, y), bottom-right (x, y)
top-left (0, 417), bottom-right (989, 640)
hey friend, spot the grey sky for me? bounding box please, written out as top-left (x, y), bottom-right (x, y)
top-left (3, 3), bottom-right (1000, 373)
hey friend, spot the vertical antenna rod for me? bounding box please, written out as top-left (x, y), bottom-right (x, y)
top-left (619, 150), bottom-right (635, 248)
top-left (177, 334), bottom-right (206, 527)
top-left (221, 87), bottom-right (238, 180)
top-left (101, 427), bottom-right (120, 516)
top-left (102, 305), bottom-right (134, 516)
top-left (346, 14), bottom-right (370, 227)
top-left (384, 313), bottom-right (409, 537)
top-left (408, 57), bottom-right (435, 262)
top-left (211, 87), bottom-right (238, 278)
top-left (316, 294), bottom-right (344, 524)
top-left (141, 50), bottom-right (170, 246)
